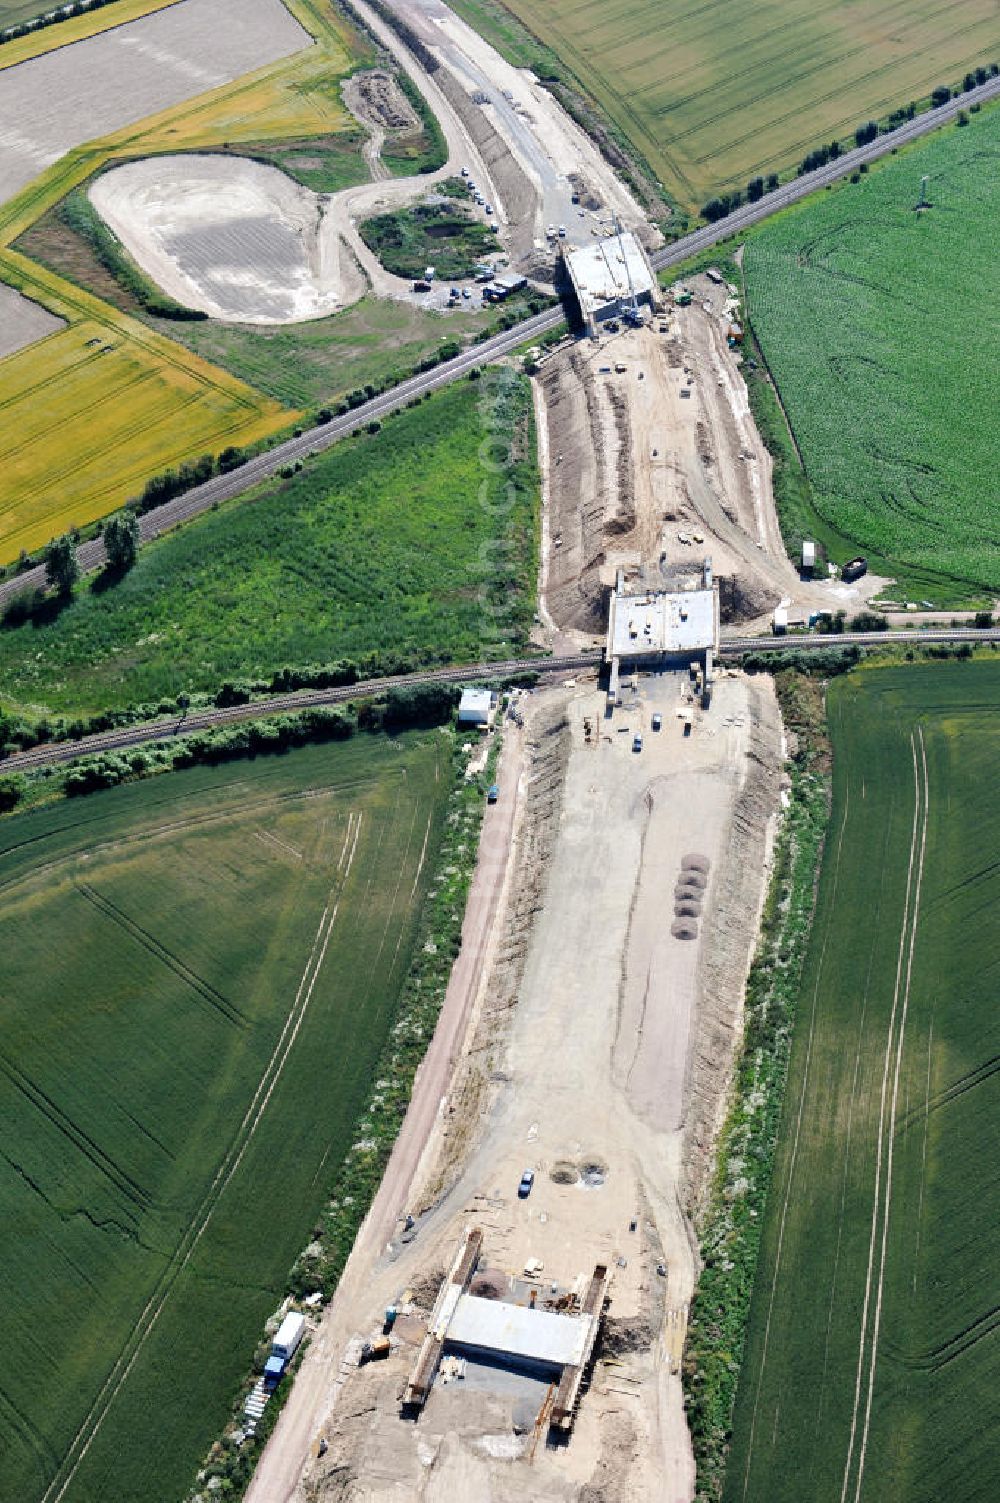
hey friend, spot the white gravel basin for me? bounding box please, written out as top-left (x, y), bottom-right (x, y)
top-left (89, 155), bottom-right (347, 324)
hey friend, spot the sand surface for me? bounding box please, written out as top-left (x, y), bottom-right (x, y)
top-left (0, 282), bottom-right (64, 357)
top-left (0, 0), bottom-right (311, 208)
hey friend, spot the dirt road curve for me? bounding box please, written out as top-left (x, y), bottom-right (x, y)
top-left (244, 719), bottom-right (527, 1503)
top-left (4, 75), bottom-right (996, 605)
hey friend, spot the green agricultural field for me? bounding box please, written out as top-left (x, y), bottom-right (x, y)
top-left (742, 108), bottom-right (1000, 600)
top-left (724, 659), bottom-right (1000, 1503)
top-left (456, 0), bottom-right (1000, 208)
top-left (0, 730), bottom-right (450, 1502)
top-left (0, 372), bottom-right (538, 718)
top-left (0, 0), bottom-right (51, 21)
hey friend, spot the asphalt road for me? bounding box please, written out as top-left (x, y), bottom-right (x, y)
top-left (4, 630), bottom-right (998, 773)
top-left (2, 75), bottom-right (997, 612)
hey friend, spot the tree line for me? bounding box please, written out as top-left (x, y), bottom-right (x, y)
top-left (701, 62), bottom-right (999, 222)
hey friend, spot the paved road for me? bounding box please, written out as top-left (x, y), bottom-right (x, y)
top-left (2, 75), bottom-right (997, 611)
top-left (4, 630), bottom-right (998, 772)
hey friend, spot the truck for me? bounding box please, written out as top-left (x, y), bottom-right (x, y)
top-left (842, 556), bottom-right (868, 583)
top-left (272, 1311), bottom-right (306, 1363)
top-left (360, 1337), bottom-right (392, 1363)
top-left (487, 784), bottom-right (500, 804)
top-left (263, 1354), bottom-right (287, 1390)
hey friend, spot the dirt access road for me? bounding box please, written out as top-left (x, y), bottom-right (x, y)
top-left (273, 670), bottom-right (782, 1502)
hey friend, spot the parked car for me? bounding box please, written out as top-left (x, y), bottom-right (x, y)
top-left (651, 714), bottom-right (662, 731)
top-left (487, 784), bottom-right (500, 804)
top-left (518, 1169), bottom-right (535, 1198)
top-left (633, 733), bottom-right (643, 753)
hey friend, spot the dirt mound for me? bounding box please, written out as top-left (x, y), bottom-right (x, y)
top-left (676, 870), bottom-right (707, 892)
top-left (550, 1160), bottom-right (580, 1185)
top-left (344, 69), bottom-right (418, 132)
top-left (682, 853), bottom-right (711, 872)
top-left (407, 1267), bottom-right (446, 1311)
top-left (580, 1158), bottom-right (608, 1187)
top-left (599, 1315), bottom-right (656, 1357)
top-left (671, 920), bottom-right (698, 940)
top-left (674, 899), bottom-right (702, 918)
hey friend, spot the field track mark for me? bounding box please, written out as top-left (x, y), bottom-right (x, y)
top-left (899, 1049), bottom-right (1000, 1131)
top-left (0, 1049), bottom-right (150, 1216)
top-left (254, 829), bottom-right (303, 861)
top-left (40, 812), bottom-right (365, 1503)
top-left (912, 1020), bottom-right (933, 1298)
top-left (853, 728), bottom-right (929, 1502)
top-left (0, 778), bottom-right (376, 899)
top-left (816, 813), bottom-right (892, 1426)
top-left (0, 1380), bottom-right (58, 1477)
top-left (75, 881), bottom-right (247, 1029)
top-left (905, 1303), bottom-right (1000, 1371)
top-left (839, 729), bottom-right (928, 1503)
top-left (739, 781), bottom-right (851, 1498)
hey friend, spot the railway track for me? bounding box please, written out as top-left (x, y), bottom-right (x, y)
top-left (2, 75), bottom-right (998, 613)
top-left (4, 631), bottom-right (998, 773)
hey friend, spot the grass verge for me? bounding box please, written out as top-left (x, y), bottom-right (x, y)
top-left (684, 670), bottom-right (832, 1500)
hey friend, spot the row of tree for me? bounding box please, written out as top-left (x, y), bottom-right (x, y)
top-left (39, 509), bottom-right (139, 599)
top-left (701, 61), bottom-right (999, 223)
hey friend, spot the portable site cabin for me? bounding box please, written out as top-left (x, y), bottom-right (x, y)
top-left (801, 539), bottom-right (816, 573)
top-left (271, 1312), bottom-right (305, 1362)
top-left (457, 688), bottom-right (494, 727)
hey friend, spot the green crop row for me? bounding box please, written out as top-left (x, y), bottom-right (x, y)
top-left (742, 106), bottom-right (1000, 600)
top-left (184, 725), bottom-right (495, 1501)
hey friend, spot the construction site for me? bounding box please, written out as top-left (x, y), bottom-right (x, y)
top-left (245, 204), bottom-right (877, 1503)
top-left (249, 626), bottom-right (782, 1502)
top-left (220, 206), bottom-right (898, 1503)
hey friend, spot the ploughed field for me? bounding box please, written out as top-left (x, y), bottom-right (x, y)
top-left (743, 107), bottom-right (1000, 599)
top-left (0, 0), bottom-right (311, 207)
top-left (0, 732), bottom-right (449, 1502)
top-left (725, 660), bottom-right (1000, 1502)
top-left (469, 0), bottom-right (1000, 207)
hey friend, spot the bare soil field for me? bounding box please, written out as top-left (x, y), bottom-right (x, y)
top-left (251, 673), bottom-right (783, 1501)
top-left (0, 278), bottom-right (62, 356)
top-left (0, 0), bottom-right (311, 207)
top-left (89, 154), bottom-right (363, 323)
top-left (535, 277), bottom-right (888, 638)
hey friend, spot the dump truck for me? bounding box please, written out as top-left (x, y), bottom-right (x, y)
top-left (842, 556), bottom-right (868, 582)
